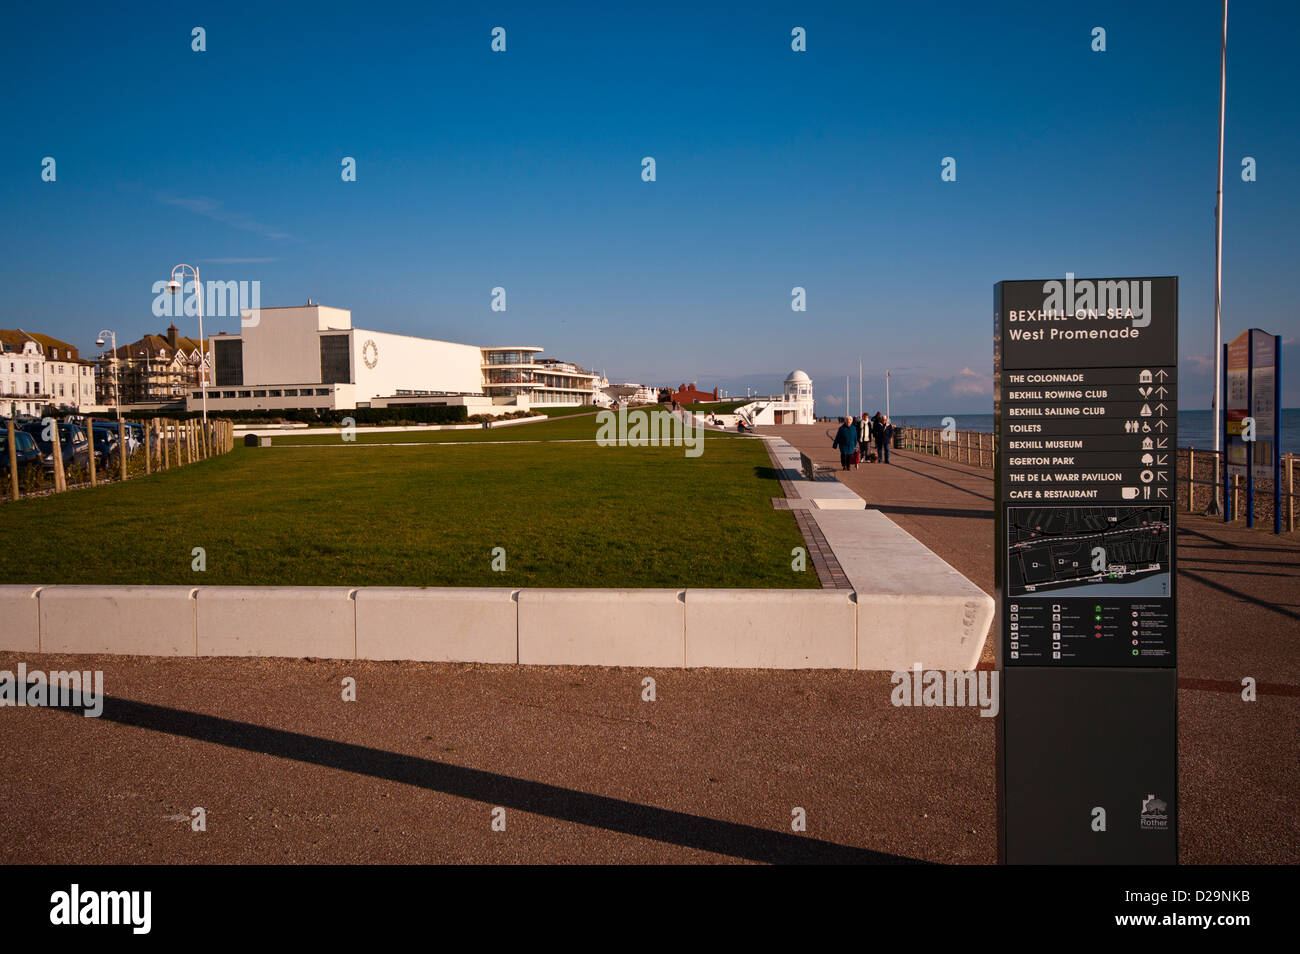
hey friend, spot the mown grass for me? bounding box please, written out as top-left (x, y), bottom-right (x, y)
top-left (0, 428), bottom-right (813, 588)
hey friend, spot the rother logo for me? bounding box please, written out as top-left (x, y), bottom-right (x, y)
top-left (1041, 273), bottom-right (1151, 328)
top-left (49, 884), bottom-right (151, 934)
top-left (1140, 793), bottom-right (1169, 830)
top-left (596, 406), bottom-right (704, 458)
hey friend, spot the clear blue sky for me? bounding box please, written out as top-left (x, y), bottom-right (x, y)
top-left (2, 0), bottom-right (1296, 415)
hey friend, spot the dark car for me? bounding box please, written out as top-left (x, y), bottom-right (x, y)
top-left (88, 424), bottom-right (121, 468)
top-left (18, 421), bottom-right (91, 473)
top-left (93, 420), bottom-right (143, 458)
top-left (0, 428), bottom-right (43, 482)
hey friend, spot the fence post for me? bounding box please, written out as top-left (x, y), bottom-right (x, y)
top-left (86, 417), bottom-right (97, 487)
top-left (50, 422), bottom-right (67, 493)
top-left (1187, 449), bottom-right (1194, 513)
top-left (6, 419), bottom-right (18, 501)
top-left (118, 419), bottom-right (128, 481)
top-left (144, 419), bottom-right (152, 475)
top-left (1284, 457), bottom-right (1294, 538)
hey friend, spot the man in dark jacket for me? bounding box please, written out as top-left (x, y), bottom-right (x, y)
top-left (871, 412), bottom-right (891, 464)
top-left (832, 416), bottom-right (859, 471)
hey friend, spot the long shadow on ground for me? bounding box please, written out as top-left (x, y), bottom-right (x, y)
top-left (40, 690), bottom-right (925, 865)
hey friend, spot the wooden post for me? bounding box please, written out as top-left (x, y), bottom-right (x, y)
top-left (5, 421), bottom-right (18, 504)
top-left (1187, 449), bottom-right (1194, 513)
top-left (50, 421), bottom-right (67, 493)
top-left (1284, 457), bottom-right (1294, 538)
top-left (118, 419), bottom-right (128, 481)
top-left (1233, 472), bottom-right (1241, 521)
top-left (144, 419), bottom-right (152, 475)
top-left (86, 418), bottom-right (97, 487)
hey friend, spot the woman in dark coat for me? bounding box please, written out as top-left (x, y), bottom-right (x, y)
top-left (832, 416), bottom-right (859, 471)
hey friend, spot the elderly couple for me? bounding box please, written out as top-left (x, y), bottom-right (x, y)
top-left (832, 414), bottom-right (893, 470)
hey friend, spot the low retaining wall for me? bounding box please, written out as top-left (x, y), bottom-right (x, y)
top-left (0, 583), bottom-right (982, 671)
top-left (233, 416), bottom-right (548, 438)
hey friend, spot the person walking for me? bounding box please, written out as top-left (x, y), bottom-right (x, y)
top-left (879, 413), bottom-right (895, 464)
top-left (857, 415), bottom-right (870, 462)
top-left (871, 412), bottom-right (890, 465)
top-left (832, 415), bottom-right (859, 471)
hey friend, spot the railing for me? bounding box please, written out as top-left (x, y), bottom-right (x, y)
top-left (896, 425), bottom-right (1297, 534)
top-left (897, 425), bottom-right (997, 468)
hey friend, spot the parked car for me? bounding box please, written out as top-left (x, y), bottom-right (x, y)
top-left (88, 425), bottom-right (121, 468)
top-left (0, 428), bottom-right (43, 482)
top-left (17, 421), bottom-right (91, 473)
top-left (93, 419), bottom-right (143, 457)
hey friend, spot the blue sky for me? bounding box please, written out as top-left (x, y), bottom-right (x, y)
top-left (1, 0), bottom-right (1296, 415)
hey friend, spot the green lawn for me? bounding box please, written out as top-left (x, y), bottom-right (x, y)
top-left (0, 427), bottom-right (814, 589)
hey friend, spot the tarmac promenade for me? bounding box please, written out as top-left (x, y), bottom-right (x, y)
top-left (0, 424), bottom-right (1294, 864)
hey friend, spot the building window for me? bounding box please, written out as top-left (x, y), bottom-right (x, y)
top-left (283, 389), bottom-right (298, 396)
top-left (319, 335), bottom-right (350, 384)
top-left (238, 390), bottom-right (252, 398)
top-left (268, 389), bottom-right (282, 397)
top-left (314, 387), bottom-right (330, 396)
top-left (214, 339), bottom-right (244, 387)
top-left (253, 390), bottom-right (267, 397)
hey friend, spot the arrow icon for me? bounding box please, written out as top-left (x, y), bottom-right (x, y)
top-left (1157, 471), bottom-right (1168, 482)
top-left (1157, 454), bottom-right (1168, 466)
top-left (1155, 385), bottom-right (1168, 397)
top-left (1157, 488), bottom-right (1168, 498)
top-left (1156, 369), bottom-right (1169, 380)
top-left (1155, 420), bottom-right (1169, 431)
top-left (1156, 438), bottom-right (1169, 449)
top-left (1155, 403), bottom-right (1168, 414)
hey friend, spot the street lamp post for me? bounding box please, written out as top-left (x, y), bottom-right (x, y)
top-left (94, 330), bottom-right (121, 424)
top-left (165, 264), bottom-right (207, 426)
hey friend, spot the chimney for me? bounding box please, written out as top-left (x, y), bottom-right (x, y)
top-left (167, 324), bottom-right (178, 349)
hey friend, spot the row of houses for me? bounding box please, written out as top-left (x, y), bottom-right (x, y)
top-left (0, 330), bottom-right (98, 416)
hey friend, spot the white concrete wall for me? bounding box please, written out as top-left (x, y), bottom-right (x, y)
top-left (0, 585), bottom-right (41, 652)
top-left (6, 581), bottom-right (989, 671)
top-left (352, 330), bottom-right (484, 400)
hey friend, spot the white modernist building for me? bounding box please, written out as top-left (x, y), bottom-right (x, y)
top-left (733, 370), bottom-right (816, 426)
top-left (190, 305), bottom-right (599, 414)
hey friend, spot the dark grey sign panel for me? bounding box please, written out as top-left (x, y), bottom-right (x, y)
top-left (995, 277), bottom-right (1178, 865)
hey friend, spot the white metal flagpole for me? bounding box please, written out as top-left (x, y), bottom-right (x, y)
top-left (885, 370), bottom-right (891, 418)
top-left (1207, 0), bottom-right (1228, 516)
top-left (859, 357), bottom-right (863, 419)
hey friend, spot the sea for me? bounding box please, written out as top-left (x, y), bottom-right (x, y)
top-left (853, 409), bottom-right (1300, 456)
